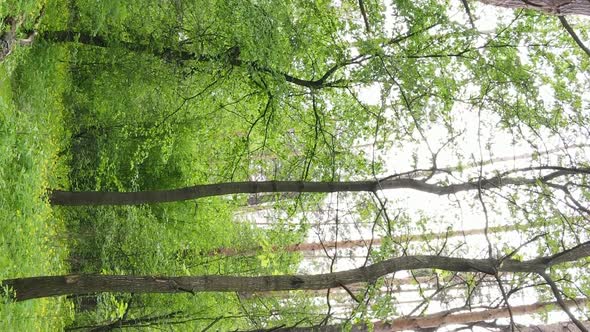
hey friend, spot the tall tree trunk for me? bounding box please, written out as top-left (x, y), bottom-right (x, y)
top-left (478, 0), bottom-right (590, 15)
top-left (515, 320), bottom-right (590, 332)
top-left (242, 274), bottom-right (507, 300)
top-left (273, 298), bottom-right (590, 331)
top-left (211, 224), bottom-right (522, 256)
top-left (49, 166), bottom-right (586, 205)
top-left (3, 241), bottom-right (589, 301)
top-left (38, 31), bottom-right (328, 88)
top-left (39, 31), bottom-right (201, 61)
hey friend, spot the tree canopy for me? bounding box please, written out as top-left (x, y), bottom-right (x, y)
top-left (0, 0), bottom-right (589, 331)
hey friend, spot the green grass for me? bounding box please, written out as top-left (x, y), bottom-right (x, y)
top-left (0, 43), bottom-right (74, 331)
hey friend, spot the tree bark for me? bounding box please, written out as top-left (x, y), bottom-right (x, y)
top-left (273, 298), bottom-right (590, 331)
top-left (211, 224), bottom-right (522, 256)
top-left (40, 31), bottom-right (200, 61)
top-left (514, 320), bottom-right (590, 332)
top-left (39, 31), bottom-right (334, 89)
top-left (478, 0), bottom-right (590, 16)
top-left (3, 241), bottom-right (589, 301)
top-left (49, 167), bottom-right (587, 205)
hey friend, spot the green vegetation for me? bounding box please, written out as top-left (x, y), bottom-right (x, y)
top-left (2, 1), bottom-right (314, 329)
top-left (1, 0), bottom-right (589, 330)
top-left (0, 40), bottom-right (72, 331)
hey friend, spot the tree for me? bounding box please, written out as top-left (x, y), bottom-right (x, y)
top-left (479, 0), bottom-right (590, 16)
top-left (48, 166), bottom-right (589, 205)
top-left (514, 321), bottom-right (590, 332)
top-left (3, 242), bottom-right (590, 330)
top-left (477, 0), bottom-right (590, 57)
top-left (3, 241), bottom-right (589, 299)
top-left (271, 299), bottom-right (590, 331)
top-left (210, 224), bottom-right (522, 257)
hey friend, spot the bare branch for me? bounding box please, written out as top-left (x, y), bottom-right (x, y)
top-left (460, 0), bottom-right (476, 28)
top-left (558, 16), bottom-right (590, 57)
top-left (358, 0), bottom-right (371, 32)
top-left (539, 272), bottom-right (589, 332)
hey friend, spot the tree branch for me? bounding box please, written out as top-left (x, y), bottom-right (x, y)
top-left (358, 0), bottom-right (371, 32)
top-left (460, 0), bottom-right (476, 28)
top-left (558, 16), bottom-right (590, 57)
top-left (539, 272), bottom-right (588, 332)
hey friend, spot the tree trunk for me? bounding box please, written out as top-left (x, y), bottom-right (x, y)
top-left (50, 180), bottom-right (375, 205)
top-left (39, 31), bottom-right (199, 61)
top-left (49, 167), bottom-right (585, 205)
top-left (211, 224), bottom-right (521, 256)
top-left (274, 298), bottom-right (590, 331)
top-left (515, 321), bottom-right (590, 332)
top-left (3, 241), bottom-right (588, 301)
top-left (38, 31), bottom-right (328, 89)
top-left (242, 274), bottom-right (506, 300)
top-left (384, 299), bottom-right (590, 331)
top-left (479, 0), bottom-right (590, 15)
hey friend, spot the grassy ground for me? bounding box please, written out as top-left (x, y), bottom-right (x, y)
top-left (0, 40), bottom-right (73, 330)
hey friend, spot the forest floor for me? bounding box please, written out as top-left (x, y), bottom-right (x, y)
top-left (0, 36), bottom-right (73, 330)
